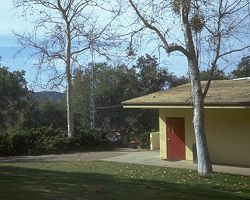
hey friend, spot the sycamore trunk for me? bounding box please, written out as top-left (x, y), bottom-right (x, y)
top-left (189, 59), bottom-right (212, 175)
top-left (181, 1), bottom-right (212, 175)
top-left (66, 27), bottom-right (74, 138)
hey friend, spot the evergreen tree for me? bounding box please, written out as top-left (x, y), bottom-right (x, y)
top-left (0, 67), bottom-right (28, 131)
top-left (231, 56), bottom-right (250, 78)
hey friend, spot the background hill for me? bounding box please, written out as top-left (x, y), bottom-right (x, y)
top-left (33, 91), bottom-right (65, 101)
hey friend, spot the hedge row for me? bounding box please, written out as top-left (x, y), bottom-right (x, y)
top-left (0, 127), bottom-right (112, 156)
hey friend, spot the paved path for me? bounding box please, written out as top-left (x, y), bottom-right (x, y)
top-left (0, 151), bottom-right (125, 162)
top-left (0, 148), bottom-right (142, 162)
top-left (102, 150), bottom-right (197, 169)
top-left (102, 150), bottom-right (250, 176)
top-left (0, 149), bottom-right (250, 176)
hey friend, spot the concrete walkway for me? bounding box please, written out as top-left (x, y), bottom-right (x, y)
top-left (0, 151), bottom-right (126, 162)
top-left (102, 150), bottom-right (250, 176)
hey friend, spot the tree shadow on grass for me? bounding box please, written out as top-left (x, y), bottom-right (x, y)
top-left (0, 165), bottom-right (249, 200)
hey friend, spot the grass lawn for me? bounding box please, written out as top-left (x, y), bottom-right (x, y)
top-left (0, 161), bottom-right (249, 200)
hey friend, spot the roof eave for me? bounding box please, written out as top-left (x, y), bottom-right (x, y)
top-left (122, 102), bottom-right (250, 109)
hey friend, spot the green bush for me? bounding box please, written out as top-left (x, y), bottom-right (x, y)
top-left (75, 128), bottom-right (110, 151)
top-left (0, 127), bottom-right (112, 156)
top-left (139, 131), bottom-right (151, 149)
top-left (11, 132), bottom-right (30, 155)
top-left (10, 127), bottom-right (69, 155)
top-left (0, 133), bottom-right (13, 156)
top-left (46, 132), bottom-right (73, 154)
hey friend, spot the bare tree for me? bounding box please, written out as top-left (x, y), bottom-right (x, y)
top-left (127, 0), bottom-right (250, 175)
top-left (13, 0), bottom-right (119, 138)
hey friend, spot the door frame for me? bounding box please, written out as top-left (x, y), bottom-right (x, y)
top-left (166, 117), bottom-right (185, 160)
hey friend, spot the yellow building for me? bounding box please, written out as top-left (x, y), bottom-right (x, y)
top-left (122, 79), bottom-right (250, 166)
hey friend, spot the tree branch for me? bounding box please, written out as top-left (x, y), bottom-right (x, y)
top-left (128, 0), bottom-right (189, 57)
top-left (202, 0), bottom-right (223, 99)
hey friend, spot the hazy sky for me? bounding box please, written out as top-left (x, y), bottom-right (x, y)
top-left (0, 1), bottom-right (246, 92)
top-left (0, 2), bottom-right (189, 92)
top-left (0, 2), bottom-right (40, 90)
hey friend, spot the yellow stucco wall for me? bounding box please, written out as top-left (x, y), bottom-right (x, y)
top-left (159, 108), bottom-right (194, 160)
top-left (205, 109), bottom-right (250, 166)
top-left (159, 109), bottom-right (167, 159)
top-left (159, 108), bottom-right (250, 166)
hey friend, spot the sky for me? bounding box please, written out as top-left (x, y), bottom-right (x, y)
top-left (0, 1), bottom-right (247, 92)
top-left (0, 2), bottom-right (41, 90)
top-left (0, 2), bottom-right (189, 92)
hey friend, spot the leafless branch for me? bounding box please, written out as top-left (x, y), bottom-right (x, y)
top-left (128, 0), bottom-right (189, 57)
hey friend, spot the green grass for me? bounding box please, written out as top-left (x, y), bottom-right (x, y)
top-left (0, 161), bottom-right (249, 200)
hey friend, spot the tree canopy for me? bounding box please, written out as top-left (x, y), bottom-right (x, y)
top-left (72, 55), bottom-right (186, 138)
top-left (0, 67), bottom-right (28, 131)
top-left (231, 56), bottom-right (250, 78)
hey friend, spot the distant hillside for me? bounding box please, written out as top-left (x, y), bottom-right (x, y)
top-left (33, 91), bottom-right (65, 101)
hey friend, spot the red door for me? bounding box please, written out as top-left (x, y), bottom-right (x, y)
top-left (166, 117), bottom-right (185, 160)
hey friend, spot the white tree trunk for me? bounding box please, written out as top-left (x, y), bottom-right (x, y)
top-left (181, 1), bottom-right (212, 175)
top-left (66, 76), bottom-right (74, 138)
top-left (189, 59), bottom-right (212, 175)
top-left (66, 26), bottom-right (74, 138)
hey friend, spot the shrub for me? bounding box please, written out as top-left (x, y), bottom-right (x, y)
top-left (0, 127), bottom-right (112, 156)
top-left (139, 131), bottom-right (151, 149)
top-left (46, 132), bottom-right (73, 153)
top-left (75, 128), bottom-right (111, 151)
top-left (10, 127), bottom-right (69, 155)
top-left (11, 132), bottom-right (30, 155)
top-left (0, 133), bottom-right (13, 156)
top-left (27, 127), bottom-right (70, 154)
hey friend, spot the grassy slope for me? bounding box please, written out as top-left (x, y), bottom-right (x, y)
top-left (0, 161), bottom-right (249, 200)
